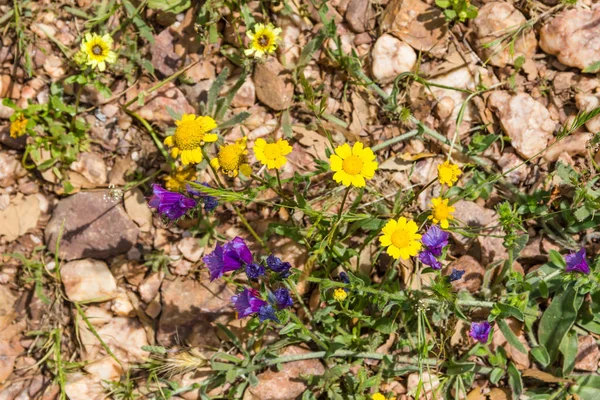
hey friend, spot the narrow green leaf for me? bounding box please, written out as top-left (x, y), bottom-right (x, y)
top-left (582, 61), bottom-right (600, 73)
top-left (507, 361), bottom-right (523, 398)
top-left (559, 330), bottom-right (578, 375)
top-left (530, 346), bottom-right (550, 367)
top-left (497, 319), bottom-right (527, 354)
top-left (570, 375), bottom-right (600, 400)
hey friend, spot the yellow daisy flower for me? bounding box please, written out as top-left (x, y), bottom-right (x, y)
top-left (333, 288), bottom-right (348, 302)
top-left (329, 142), bottom-right (378, 188)
top-left (244, 23), bottom-right (282, 58)
top-left (80, 33), bottom-right (117, 72)
top-left (379, 217), bottom-right (422, 260)
top-left (429, 197), bottom-right (455, 229)
top-left (210, 137), bottom-right (252, 177)
top-left (10, 115), bottom-right (28, 139)
top-left (254, 138), bottom-right (292, 170)
top-left (164, 114), bottom-right (218, 165)
top-left (163, 167), bottom-right (197, 191)
top-left (437, 160), bottom-right (462, 187)
top-left (372, 394), bottom-right (386, 400)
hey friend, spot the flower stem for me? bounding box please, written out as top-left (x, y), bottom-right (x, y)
top-left (371, 129), bottom-right (419, 152)
top-left (126, 110), bottom-right (174, 169)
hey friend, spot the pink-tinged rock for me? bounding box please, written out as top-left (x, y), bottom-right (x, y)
top-left (0, 339), bottom-right (23, 382)
top-left (253, 59), bottom-right (294, 111)
top-left (445, 255), bottom-right (485, 293)
top-left (574, 335), bottom-right (600, 372)
top-left (243, 346), bottom-right (325, 400)
top-left (135, 83), bottom-right (194, 127)
top-left (45, 191), bottom-right (139, 261)
top-left (540, 7), bottom-right (600, 70)
top-left (61, 259), bottom-right (118, 302)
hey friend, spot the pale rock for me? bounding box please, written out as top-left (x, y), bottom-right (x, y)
top-left (45, 191), bottom-right (139, 260)
top-left (108, 157), bottom-right (136, 186)
top-left (449, 200), bottom-right (493, 251)
top-left (42, 55), bottom-right (66, 80)
top-left (139, 271), bottom-right (163, 303)
top-left (230, 77), bottom-right (256, 108)
top-left (30, 23), bottom-right (56, 39)
top-left (278, 18), bottom-right (301, 66)
top-left (471, 2), bottom-right (537, 67)
top-left (84, 306), bottom-right (112, 326)
top-left (545, 132), bottom-right (592, 162)
top-left (61, 259), bottom-right (118, 302)
top-left (64, 373), bottom-right (105, 400)
top-left (407, 372), bottom-right (441, 400)
top-left (346, 0), bottom-right (375, 33)
top-left (111, 289), bottom-right (135, 317)
top-left (185, 55), bottom-right (215, 81)
top-left (83, 357), bottom-right (122, 381)
top-left (574, 93), bottom-right (600, 133)
top-left (540, 7), bottom-right (600, 70)
top-left (136, 83), bottom-right (194, 128)
top-left (574, 335), bottom-right (600, 371)
top-left (69, 152), bottom-right (107, 187)
top-left (381, 0), bottom-right (448, 57)
top-left (171, 257), bottom-right (193, 275)
top-left (445, 255), bottom-right (485, 293)
top-left (177, 237), bottom-right (203, 262)
top-left (254, 59), bottom-right (294, 111)
top-left (0, 103), bottom-right (14, 119)
top-left (0, 285), bottom-right (16, 332)
top-left (82, 317), bottom-right (149, 363)
top-left (488, 91), bottom-right (556, 159)
top-left (498, 150), bottom-right (527, 185)
top-left (0, 195), bottom-right (40, 242)
top-left (145, 299), bottom-right (162, 319)
top-left (0, 339), bottom-right (23, 383)
top-left (243, 346), bottom-right (325, 400)
top-left (124, 187), bottom-right (153, 232)
top-left (371, 34), bottom-right (416, 84)
top-left (158, 273), bottom-right (235, 346)
top-left (0, 153), bottom-right (25, 187)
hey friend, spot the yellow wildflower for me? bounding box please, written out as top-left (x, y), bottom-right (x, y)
top-left (80, 33), bottom-right (117, 72)
top-left (372, 394), bottom-right (386, 400)
top-left (245, 23), bottom-right (282, 58)
top-left (437, 160), bottom-right (462, 187)
top-left (163, 167), bottom-right (197, 192)
top-left (254, 138), bottom-right (292, 170)
top-left (210, 137), bottom-right (252, 177)
top-left (164, 114), bottom-right (218, 165)
top-left (333, 288), bottom-right (348, 302)
top-left (329, 142), bottom-right (378, 188)
top-left (429, 197), bottom-right (455, 229)
top-left (379, 217), bottom-right (422, 260)
top-left (10, 115), bottom-right (28, 139)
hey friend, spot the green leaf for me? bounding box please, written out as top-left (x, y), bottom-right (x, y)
top-left (530, 346), bottom-right (550, 367)
top-left (445, 360), bottom-right (475, 375)
top-left (141, 345), bottom-right (167, 354)
top-left (435, 0), bottom-right (450, 8)
top-left (582, 61), bottom-right (600, 73)
top-left (217, 111), bottom-right (250, 130)
top-left (574, 206), bottom-right (591, 222)
top-left (570, 375), bottom-right (600, 400)
top-left (208, 67), bottom-right (229, 116)
top-left (559, 330), bottom-right (578, 375)
top-left (548, 250), bottom-right (566, 268)
top-left (507, 361), bottom-right (523, 398)
top-left (497, 320), bottom-right (527, 354)
top-left (373, 317), bottom-right (397, 334)
top-left (490, 367), bottom-right (504, 384)
top-left (147, 0), bottom-right (191, 14)
top-left (538, 284), bottom-right (584, 364)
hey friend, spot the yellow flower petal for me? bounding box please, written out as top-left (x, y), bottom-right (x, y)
top-left (330, 155), bottom-right (343, 171)
top-left (335, 143), bottom-right (352, 159)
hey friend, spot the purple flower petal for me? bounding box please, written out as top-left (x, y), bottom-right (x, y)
top-left (222, 237), bottom-right (253, 272)
top-left (246, 263), bottom-right (265, 280)
top-left (231, 288), bottom-right (267, 319)
top-left (419, 249), bottom-right (442, 270)
top-left (422, 225), bottom-right (449, 256)
top-left (469, 321), bottom-right (491, 343)
top-left (448, 269), bottom-right (465, 282)
top-left (266, 254), bottom-right (292, 278)
top-left (273, 288), bottom-right (294, 310)
top-left (203, 244), bottom-right (225, 281)
top-left (565, 248), bottom-right (590, 275)
top-left (258, 304), bottom-right (279, 323)
top-left (148, 184), bottom-right (197, 220)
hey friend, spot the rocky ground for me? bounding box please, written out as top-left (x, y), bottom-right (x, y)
top-left (0, 0), bottom-right (599, 399)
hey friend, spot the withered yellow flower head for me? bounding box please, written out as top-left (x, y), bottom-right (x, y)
top-left (211, 137), bottom-right (252, 177)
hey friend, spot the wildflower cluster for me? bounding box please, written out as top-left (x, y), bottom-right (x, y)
top-left (203, 237), bottom-right (294, 323)
top-left (148, 182), bottom-right (218, 221)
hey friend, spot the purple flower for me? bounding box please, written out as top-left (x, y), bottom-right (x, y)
top-left (257, 304), bottom-right (279, 323)
top-left (469, 321), bottom-right (491, 344)
top-left (231, 288), bottom-right (268, 318)
top-left (565, 248), bottom-right (590, 275)
top-left (246, 263), bottom-right (265, 280)
top-left (203, 237), bottom-right (253, 281)
top-left (273, 288), bottom-right (294, 310)
top-left (448, 269), bottom-right (465, 282)
top-left (148, 184), bottom-right (197, 220)
top-left (223, 237), bottom-right (253, 272)
top-left (419, 249), bottom-right (442, 270)
top-left (187, 182), bottom-right (218, 211)
top-left (422, 225), bottom-right (449, 256)
top-left (266, 254), bottom-right (292, 278)
top-left (339, 272), bottom-right (350, 284)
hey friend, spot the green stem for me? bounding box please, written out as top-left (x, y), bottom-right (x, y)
top-left (126, 110), bottom-right (174, 169)
top-left (232, 204), bottom-right (267, 251)
top-left (288, 313), bottom-right (328, 351)
top-left (371, 129), bottom-right (419, 152)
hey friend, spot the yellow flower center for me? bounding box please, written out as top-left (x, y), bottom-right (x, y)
top-left (333, 288), bottom-right (348, 302)
top-left (218, 145), bottom-right (244, 171)
top-left (263, 143), bottom-right (282, 160)
top-left (391, 229), bottom-right (411, 249)
top-left (175, 121), bottom-right (210, 150)
top-left (342, 155), bottom-right (364, 176)
top-left (433, 202), bottom-right (452, 221)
